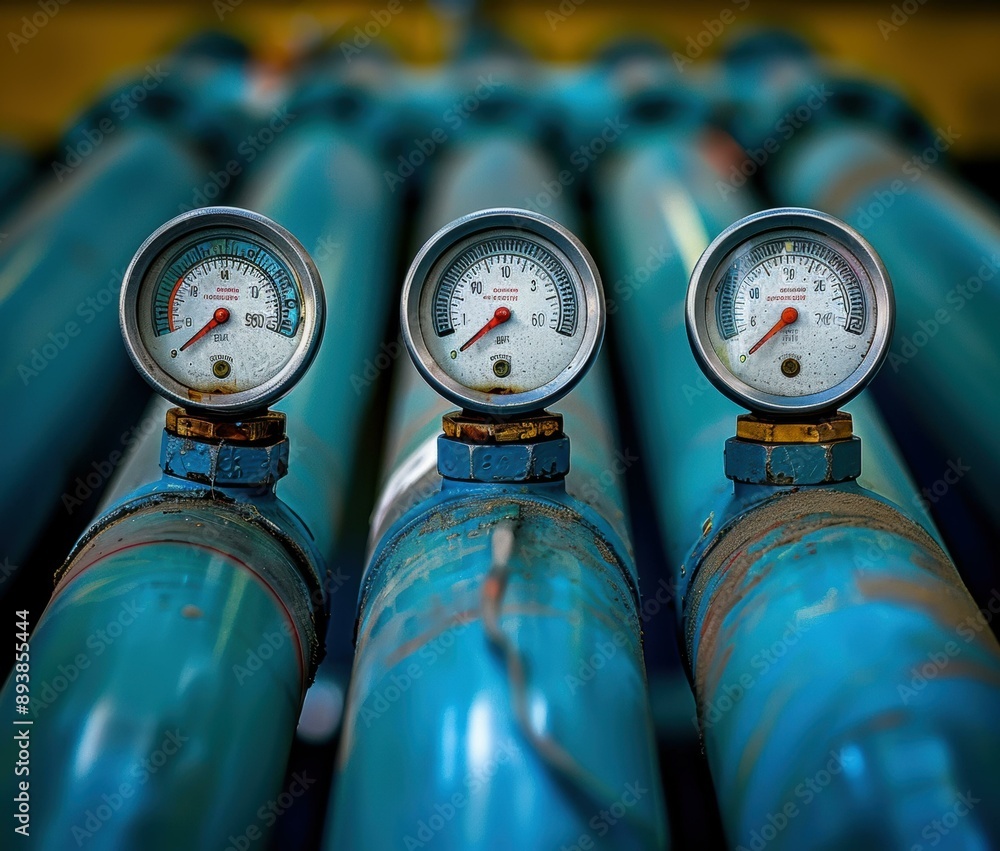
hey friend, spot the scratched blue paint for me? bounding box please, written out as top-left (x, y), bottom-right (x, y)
top-left (593, 125), bottom-right (1000, 849)
top-left (247, 122), bottom-right (403, 564)
top-left (332, 483), bottom-right (664, 850)
top-left (327, 128), bottom-right (667, 850)
top-left (689, 489), bottom-right (1000, 850)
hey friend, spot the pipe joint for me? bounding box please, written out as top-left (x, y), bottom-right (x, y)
top-left (57, 492), bottom-right (327, 686)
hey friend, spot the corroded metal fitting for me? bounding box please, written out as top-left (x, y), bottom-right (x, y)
top-left (166, 407), bottom-right (287, 444)
top-left (441, 410), bottom-right (563, 444)
top-left (735, 411), bottom-right (854, 444)
top-left (161, 430), bottom-right (289, 487)
top-left (726, 410), bottom-right (860, 484)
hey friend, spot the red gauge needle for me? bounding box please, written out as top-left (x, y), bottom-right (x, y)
top-left (180, 307), bottom-right (230, 351)
top-left (748, 306), bottom-right (798, 355)
top-left (459, 306), bottom-right (511, 352)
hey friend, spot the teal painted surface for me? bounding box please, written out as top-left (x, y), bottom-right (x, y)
top-left (594, 129), bottom-right (1000, 848)
top-left (773, 124), bottom-right (1000, 527)
top-left (241, 121), bottom-right (402, 565)
top-left (328, 129), bottom-right (667, 850)
top-left (333, 487), bottom-right (665, 850)
top-left (689, 489), bottom-right (1000, 851)
top-left (0, 127), bottom-right (205, 565)
top-left (0, 505), bottom-right (305, 850)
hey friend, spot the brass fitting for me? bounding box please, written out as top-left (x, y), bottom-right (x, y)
top-left (442, 410), bottom-right (563, 444)
top-left (735, 411), bottom-right (854, 444)
top-left (165, 408), bottom-right (286, 444)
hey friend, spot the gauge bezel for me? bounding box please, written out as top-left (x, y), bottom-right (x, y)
top-left (120, 206), bottom-right (325, 414)
top-left (401, 208), bottom-right (605, 415)
top-left (685, 207), bottom-right (894, 415)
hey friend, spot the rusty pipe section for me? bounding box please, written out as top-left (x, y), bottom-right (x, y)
top-left (0, 101), bottom-right (405, 847)
top-left (326, 127), bottom-right (667, 850)
top-left (682, 481), bottom-right (1000, 850)
top-left (593, 127), bottom-right (1000, 849)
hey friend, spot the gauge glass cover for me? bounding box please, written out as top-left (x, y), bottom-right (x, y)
top-left (402, 209), bottom-right (605, 414)
top-left (120, 207), bottom-right (324, 414)
top-left (686, 208), bottom-right (893, 415)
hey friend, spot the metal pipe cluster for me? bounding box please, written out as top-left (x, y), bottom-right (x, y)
top-left (1, 27), bottom-right (999, 851)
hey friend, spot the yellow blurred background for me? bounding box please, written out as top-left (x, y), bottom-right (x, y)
top-left (0, 1), bottom-right (998, 156)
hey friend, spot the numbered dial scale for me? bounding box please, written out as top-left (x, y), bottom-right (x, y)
top-left (120, 207), bottom-right (325, 414)
top-left (686, 208), bottom-right (894, 415)
top-left (402, 209), bottom-right (605, 414)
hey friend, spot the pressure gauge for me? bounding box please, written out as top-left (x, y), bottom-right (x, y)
top-left (686, 208), bottom-right (893, 415)
top-left (401, 208), bottom-right (605, 415)
top-left (120, 207), bottom-right (324, 414)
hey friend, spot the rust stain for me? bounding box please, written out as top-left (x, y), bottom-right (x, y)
top-left (593, 535), bottom-right (618, 567)
top-left (854, 576), bottom-right (969, 622)
top-left (935, 658), bottom-right (1000, 687)
top-left (695, 545), bottom-right (748, 696)
top-left (385, 607), bottom-right (480, 666)
top-left (690, 497), bottom-right (975, 778)
top-left (734, 693), bottom-right (785, 784)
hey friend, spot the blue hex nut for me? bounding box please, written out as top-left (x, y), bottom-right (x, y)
top-left (437, 434), bottom-right (571, 482)
top-left (724, 436), bottom-right (862, 485)
top-left (160, 432), bottom-right (290, 487)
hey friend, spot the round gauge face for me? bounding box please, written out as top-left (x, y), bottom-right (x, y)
top-left (402, 209), bottom-right (605, 414)
top-left (687, 208), bottom-right (893, 415)
top-left (120, 208), bottom-right (324, 414)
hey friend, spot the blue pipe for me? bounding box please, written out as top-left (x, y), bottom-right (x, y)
top-left (0, 127), bottom-right (206, 568)
top-left (233, 118), bottom-right (403, 575)
top-left (96, 114), bottom-right (405, 739)
top-left (0, 34), bottom-right (306, 570)
top-left (706, 30), bottom-right (938, 159)
top-left (770, 124), bottom-right (1000, 533)
top-left (61, 32), bottom-right (261, 174)
top-left (593, 127), bottom-right (1000, 849)
top-left (686, 482), bottom-right (1000, 851)
top-left (1, 499), bottom-right (314, 849)
top-left (0, 392), bottom-right (329, 848)
top-left (327, 128), bottom-right (667, 850)
top-left (0, 123), bottom-right (356, 839)
top-left (10, 112), bottom-right (406, 846)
